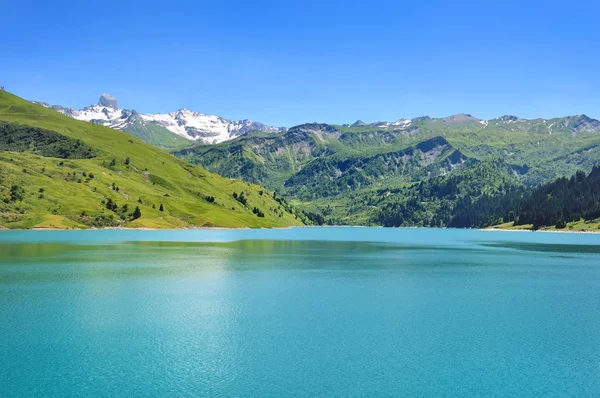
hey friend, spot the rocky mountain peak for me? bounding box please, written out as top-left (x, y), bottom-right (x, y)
top-left (497, 115), bottom-right (520, 123)
top-left (569, 114), bottom-right (600, 135)
top-left (98, 93), bottom-right (118, 109)
top-left (442, 113), bottom-right (480, 123)
top-left (578, 114), bottom-right (596, 124)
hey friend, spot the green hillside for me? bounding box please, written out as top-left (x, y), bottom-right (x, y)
top-left (121, 120), bottom-right (191, 150)
top-left (173, 116), bottom-right (600, 225)
top-left (0, 91), bottom-right (306, 229)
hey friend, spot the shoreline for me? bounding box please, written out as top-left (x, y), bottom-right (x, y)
top-left (0, 225), bottom-right (597, 234)
top-left (482, 227), bottom-right (600, 235)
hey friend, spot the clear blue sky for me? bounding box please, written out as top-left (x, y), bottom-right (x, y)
top-left (2, 0), bottom-right (599, 126)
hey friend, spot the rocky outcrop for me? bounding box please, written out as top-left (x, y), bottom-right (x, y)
top-left (98, 93), bottom-right (118, 109)
top-left (495, 115), bottom-right (521, 124)
top-left (569, 115), bottom-right (600, 135)
top-left (441, 113), bottom-right (481, 124)
top-left (555, 115), bottom-right (600, 136)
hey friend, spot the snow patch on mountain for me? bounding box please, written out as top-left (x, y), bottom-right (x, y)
top-left (392, 119), bottom-right (412, 127)
top-left (45, 95), bottom-right (283, 144)
top-left (346, 119), bottom-right (412, 128)
top-left (66, 104), bottom-right (124, 122)
top-left (140, 109), bottom-right (280, 142)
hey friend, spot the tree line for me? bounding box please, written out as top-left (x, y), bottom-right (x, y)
top-left (375, 163), bottom-right (600, 230)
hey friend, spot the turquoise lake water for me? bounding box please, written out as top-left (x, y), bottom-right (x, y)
top-left (1, 227), bottom-right (599, 397)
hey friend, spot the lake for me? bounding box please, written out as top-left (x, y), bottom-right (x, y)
top-left (1, 227), bottom-right (600, 396)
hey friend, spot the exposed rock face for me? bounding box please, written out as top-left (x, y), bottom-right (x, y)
top-left (441, 113), bottom-right (481, 124)
top-left (98, 94), bottom-right (118, 109)
top-left (50, 105), bottom-right (77, 117)
top-left (557, 115), bottom-right (600, 136)
top-left (282, 135), bottom-right (471, 200)
top-left (496, 115), bottom-right (521, 123)
top-left (569, 115), bottom-right (600, 135)
top-left (412, 116), bottom-right (432, 123)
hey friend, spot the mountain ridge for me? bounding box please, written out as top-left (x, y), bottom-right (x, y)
top-left (33, 94), bottom-right (285, 146)
top-left (173, 115), bottom-right (600, 224)
top-left (32, 93), bottom-right (600, 147)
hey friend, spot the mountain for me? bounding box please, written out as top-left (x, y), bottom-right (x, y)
top-left (31, 97), bottom-right (190, 150)
top-left (34, 94), bottom-right (284, 148)
top-left (374, 160), bottom-right (524, 228)
top-left (16, 89), bottom-right (600, 228)
top-left (173, 114), bottom-right (600, 224)
top-left (141, 108), bottom-right (282, 142)
top-left (282, 136), bottom-right (470, 200)
top-left (0, 90), bottom-right (309, 229)
top-left (98, 93), bottom-right (118, 108)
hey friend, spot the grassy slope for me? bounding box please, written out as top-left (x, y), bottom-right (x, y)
top-left (0, 91), bottom-right (304, 229)
top-left (122, 121), bottom-right (192, 150)
top-left (490, 220), bottom-right (600, 232)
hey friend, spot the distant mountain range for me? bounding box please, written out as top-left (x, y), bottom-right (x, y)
top-left (33, 94), bottom-right (284, 148)
top-left (4, 88), bottom-right (600, 230)
top-left (343, 112), bottom-right (600, 135)
top-left (33, 95), bottom-right (600, 151)
top-left (173, 113), bottom-right (600, 225)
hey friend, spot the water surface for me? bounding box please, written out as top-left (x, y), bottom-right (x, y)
top-left (1, 228), bottom-right (599, 396)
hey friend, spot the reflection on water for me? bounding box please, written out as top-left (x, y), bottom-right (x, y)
top-left (1, 229), bottom-right (600, 396)
top-left (0, 239), bottom-right (504, 285)
top-left (1, 237), bottom-right (597, 284)
top-left (482, 241), bottom-right (600, 253)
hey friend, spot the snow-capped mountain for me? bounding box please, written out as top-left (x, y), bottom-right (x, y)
top-left (348, 118), bottom-right (412, 128)
top-left (139, 108), bottom-right (281, 142)
top-left (35, 94), bottom-right (283, 144)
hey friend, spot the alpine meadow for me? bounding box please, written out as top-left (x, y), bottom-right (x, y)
top-left (0, 90), bottom-right (310, 229)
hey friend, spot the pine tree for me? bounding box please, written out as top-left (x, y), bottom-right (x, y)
top-left (10, 185), bottom-right (24, 202)
top-left (105, 198), bottom-right (116, 211)
top-left (133, 206), bottom-right (142, 220)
